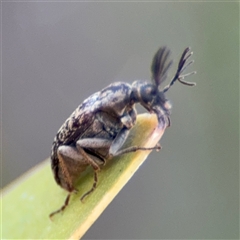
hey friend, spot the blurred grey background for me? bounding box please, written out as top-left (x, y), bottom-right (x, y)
top-left (2, 2), bottom-right (239, 239)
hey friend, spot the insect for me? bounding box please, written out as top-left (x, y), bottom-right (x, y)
top-left (50, 46), bottom-right (196, 218)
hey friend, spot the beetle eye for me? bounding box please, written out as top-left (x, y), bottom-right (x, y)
top-left (140, 85), bottom-right (156, 104)
top-left (148, 85), bottom-right (158, 95)
top-left (150, 88), bottom-right (157, 96)
top-left (146, 86), bottom-right (156, 95)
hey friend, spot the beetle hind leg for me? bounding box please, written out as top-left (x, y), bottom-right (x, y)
top-left (50, 145), bottom-right (102, 218)
top-left (80, 169), bottom-right (98, 202)
top-left (49, 192), bottom-right (71, 219)
top-left (76, 146), bottom-right (101, 201)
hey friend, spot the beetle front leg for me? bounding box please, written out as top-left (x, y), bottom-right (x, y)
top-left (113, 143), bottom-right (161, 157)
top-left (109, 127), bottom-right (161, 157)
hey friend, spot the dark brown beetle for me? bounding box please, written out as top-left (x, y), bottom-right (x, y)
top-left (50, 46), bottom-right (196, 218)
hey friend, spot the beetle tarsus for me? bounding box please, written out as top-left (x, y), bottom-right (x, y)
top-left (49, 193), bottom-right (71, 219)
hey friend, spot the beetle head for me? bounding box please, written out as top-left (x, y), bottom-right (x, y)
top-left (132, 46), bottom-right (196, 124)
top-left (132, 80), bottom-right (171, 117)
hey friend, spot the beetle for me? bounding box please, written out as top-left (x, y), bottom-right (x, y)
top-left (50, 46), bottom-right (196, 218)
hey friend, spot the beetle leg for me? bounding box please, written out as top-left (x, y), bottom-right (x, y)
top-left (76, 138), bottom-right (112, 149)
top-left (79, 161), bottom-right (98, 202)
top-left (49, 192), bottom-right (71, 219)
top-left (57, 145), bottom-right (90, 191)
top-left (76, 146), bottom-right (101, 201)
top-left (50, 145), bottom-right (104, 218)
top-left (109, 127), bottom-right (161, 157)
top-left (75, 139), bottom-right (112, 201)
top-left (112, 143), bottom-right (161, 157)
top-left (120, 110), bottom-right (136, 129)
top-left (109, 127), bottom-right (130, 155)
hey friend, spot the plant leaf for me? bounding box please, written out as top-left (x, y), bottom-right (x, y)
top-left (1, 113), bottom-right (168, 239)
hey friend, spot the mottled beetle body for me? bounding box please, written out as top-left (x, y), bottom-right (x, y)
top-left (51, 83), bottom-right (137, 190)
top-left (50, 47), bottom-right (196, 217)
